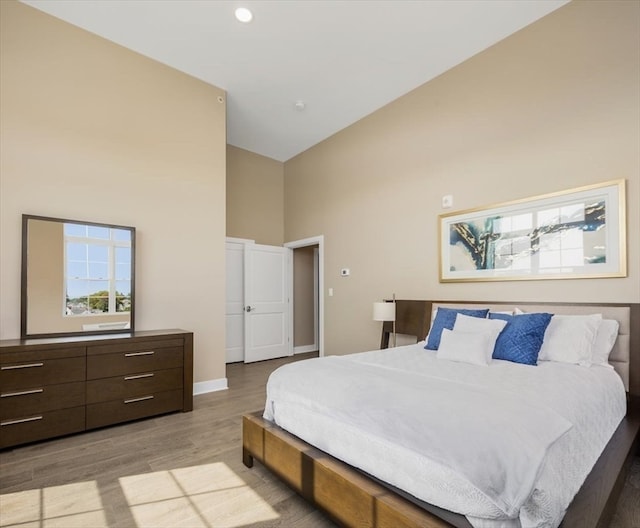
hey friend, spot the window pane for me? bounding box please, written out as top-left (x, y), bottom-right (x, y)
top-left (88, 262), bottom-right (108, 279)
top-left (66, 280), bottom-right (90, 315)
top-left (113, 229), bottom-right (131, 242)
top-left (562, 248), bottom-right (584, 266)
top-left (512, 236), bottom-right (531, 254)
top-left (493, 217), bottom-right (510, 234)
top-left (88, 280), bottom-right (109, 295)
top-left (88, 245), bottom-right (108, 261)
top-left (87, 226), bottom-right (110, 239)
top-left (67, 243), bottom-right (87, 260)
top-left (537, 208), bottom-right (558, 228)
top-left (66, 302), bottom-right (89, 316)
top-left (540, 233), bottom-right (561, 251)
top-left (562, 229), bottom-right (583, 249)
top-left (494, 239), bottom-right (512, 256)
top-left (65, 224), bottom-right (87, 237)
top-left (88, 293), bottom-right (109, 313)
top-left (67, 280), bottom-right (90, 298)
top-left (540, 250), bottom-right (561, 268)
top-left (493, 254), bottom-right (511, 269)
top-left (116, 280), bottom-right (131, 296)
top-left (87, 281), bottom-right (109, 313)
top-left (67, 261), bottom-right (88, 279)
top-left (584, 230), bottom-right (606, 263)
top-left (561, 203), bottom-right (585, 223)
top-left (116, 282), bottom-right (131, 312)
top-left (116, 263), bottom-right (131, 280)
top-left (115, 247), bottom-right (131, 263)
top-left (511, 213), bottom-right (532, 231)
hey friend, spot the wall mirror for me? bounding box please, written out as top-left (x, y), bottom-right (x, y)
top-left (21, 214), bottom-right (136, 338)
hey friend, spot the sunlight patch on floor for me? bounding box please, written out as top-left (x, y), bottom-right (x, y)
top-left (0, 481), bottom-right (107, 528)
top-left (0, 462), bottom-right (278, 528)
top-left (118, 462), bottom-right (280, 528)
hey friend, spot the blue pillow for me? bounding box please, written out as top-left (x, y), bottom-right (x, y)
top-left (488, 312), bottom-right (553, 365)
top-left (425, 307), bottom-right (489, 350)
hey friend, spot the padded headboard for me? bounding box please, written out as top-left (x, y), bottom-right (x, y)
top-left (381, 300), bottom-right (639, 395)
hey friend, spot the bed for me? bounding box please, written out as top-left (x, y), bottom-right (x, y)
top-left (242, 300), bottom-right (640, 528)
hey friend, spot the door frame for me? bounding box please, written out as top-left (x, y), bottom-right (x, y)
top-left (285, 235), bottom-right (324, 357)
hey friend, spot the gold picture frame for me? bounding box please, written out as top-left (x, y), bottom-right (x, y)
top-left (439, 180), bottom-right (627, 283)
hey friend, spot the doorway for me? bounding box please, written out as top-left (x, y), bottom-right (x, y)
top-left (226, 235), bottom-right (324, 363)
top-left (285, 235), bottom-right (324, 357)
top-left (292, 245), bottom-right (318, 354)
top-left (225, 238), bottom-right (292, 363)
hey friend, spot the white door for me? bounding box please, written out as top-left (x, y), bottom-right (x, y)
top-left (244, 244), bottom-right (292, 363)
top-left (225, 242), bottom-right (246, 363)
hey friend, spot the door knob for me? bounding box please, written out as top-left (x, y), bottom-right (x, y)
top-left (245, 306), bottom-right (253, 312)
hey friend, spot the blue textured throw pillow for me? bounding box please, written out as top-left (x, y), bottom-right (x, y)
top-left (488, 312), bottom-right (553, 365)
top-left (425, 307), bottom-right (489, 350)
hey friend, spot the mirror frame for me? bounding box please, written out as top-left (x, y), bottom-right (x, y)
top-left (21, 214), bottom-right (136, 339)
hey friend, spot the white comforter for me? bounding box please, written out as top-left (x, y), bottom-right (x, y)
top-left (263, 344), bottom-right (626, 528)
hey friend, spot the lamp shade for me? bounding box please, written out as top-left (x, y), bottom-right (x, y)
top-left (373, 302), bottom-right (395, 322)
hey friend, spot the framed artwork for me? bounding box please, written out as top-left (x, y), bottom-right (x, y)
top-left (439, 180), bottom-right (626, 282)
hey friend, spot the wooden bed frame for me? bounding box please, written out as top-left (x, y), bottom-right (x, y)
top-left (242, 300), bottom-right (640, 528)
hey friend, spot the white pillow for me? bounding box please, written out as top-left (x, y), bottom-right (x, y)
top-left (436, 328), bottom-right (495, 366)
top-left (538, 314), bottom-right (603, 366)
top-left (454, 313), bottom-right (508, 347)
top-left (591, 319), bottom-right (619, 368)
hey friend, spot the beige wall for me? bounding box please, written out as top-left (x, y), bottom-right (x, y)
top-left (0, 2), bottom-right (227, 384)
top-left (227, 145), bottom-right (284, 245)
top-left (27, 220), bottom-right (65, 334)
top-left (293, 246), bottom-right (317, 348)
top-left (284, 1), bottom-right (640, 355)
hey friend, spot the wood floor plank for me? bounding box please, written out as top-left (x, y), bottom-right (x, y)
top-left (0, 351), bottom-right (637, 528)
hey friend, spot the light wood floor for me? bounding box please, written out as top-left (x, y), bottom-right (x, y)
top-left (0, 353), bottom-right (638, 528)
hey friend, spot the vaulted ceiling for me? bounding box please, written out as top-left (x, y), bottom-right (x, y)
top-left (22, 0), bottom-right (569, 161)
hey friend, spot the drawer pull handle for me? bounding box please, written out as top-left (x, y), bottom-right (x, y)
top-left (124, 395), bottom-right (154, 404)
top-left (124, 373), bottom-right (154, 381)
top-left (124, 351), bottom-right (155, 357)
top-left (1, 362), bottom-right (44, 371)
top-left (1, 388), bottom-right (44, 398)
top-left (1, 415), bottom-right (43, 426)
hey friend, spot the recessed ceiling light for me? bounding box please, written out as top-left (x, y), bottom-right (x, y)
top-left (235, 7), bottom-right (253, 23)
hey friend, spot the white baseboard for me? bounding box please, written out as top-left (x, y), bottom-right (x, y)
top-left (294, 344), bottom-right (318, 354)
top-left (193, 377), bottom-right (228, 396)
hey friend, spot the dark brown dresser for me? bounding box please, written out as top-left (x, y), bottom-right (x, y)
top-left (0, 329), bottom-right (193, 449)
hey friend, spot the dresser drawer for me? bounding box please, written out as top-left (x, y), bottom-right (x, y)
top-left (0, 357), bottom-right (86, 391)
top-left (87, 346), bottom-right (183, 379)
top-left (86, 389), bottom-right (183, 429)
top-left (0, 381), bottom-right (85, 420)
top-left (87, 338), bottom-right (184, 356)
top-left (0, 406), bottom-right (85, 449)
top-left (86, 368), bottom-right (183, 404)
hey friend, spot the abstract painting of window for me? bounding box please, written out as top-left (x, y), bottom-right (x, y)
top-left (439, 180), bottom-right (626, 282)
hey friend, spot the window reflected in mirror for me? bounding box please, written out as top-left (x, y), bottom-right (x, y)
top-left (64, 223), bottom-right (132, 317)
top-left (22, 215), bottom-right (135, 338)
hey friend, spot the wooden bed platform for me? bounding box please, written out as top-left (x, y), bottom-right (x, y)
top-left (242, 300), bottom-right (640, 528)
